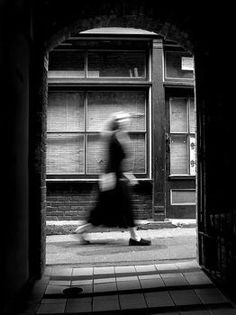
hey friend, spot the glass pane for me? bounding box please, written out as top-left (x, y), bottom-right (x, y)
top-left (86, 134), bottom-right (107, 174)
top-left (47, 92), bottom-right (84, 132)
top-left (165, 51), bottom-right (194, 79)
top-left (170, 135), bottom-right (188, 174)
top-left (124, 133), bottom-right (146, 173)
top-left (171, 190), bottom-right (196, 204)
top-left (46, 133), bottom-right (84, 174)
top-left (88, 52), bottom-right (145, 78)
top-left (170, 98), bottom-right (188, 133)
top-left (87, 91), bottom-right (146, 132)
top-left (189, 98), bottom-right (196, 133)
top-left (48, 50), bottom-right (85, 78)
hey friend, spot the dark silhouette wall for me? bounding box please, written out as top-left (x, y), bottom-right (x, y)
top-left (1, 0), bottom-right (235, 313)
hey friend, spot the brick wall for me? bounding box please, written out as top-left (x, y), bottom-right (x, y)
top-left (46, 181), bottom-right (152, 221)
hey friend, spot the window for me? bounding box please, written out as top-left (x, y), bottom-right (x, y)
top-left (47, 90), bottom-right (148, 176)
top-left (48, 50), bottom-right (147, 79)
top-left (47, 35), bottom-right (151, 179)
top-left (169, 97), bottom-right (196, 175)
top-left (165, 51), bottom-right (194, 80)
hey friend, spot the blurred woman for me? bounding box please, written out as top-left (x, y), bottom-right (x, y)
top-left (75, 111), bottom-right (151, 246)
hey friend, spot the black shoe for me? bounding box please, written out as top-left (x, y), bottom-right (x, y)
top-left (129, 238), bottom-right (151, 246)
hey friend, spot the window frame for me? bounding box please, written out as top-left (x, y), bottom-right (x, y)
top-left (48, 48), bottom-right (149, 82)
top-left (168, 96), bottom-right (196, 177)
top-left (46, 87), bottom-right (150, 180)
top-left (164, 50), bottom-right (194, 82)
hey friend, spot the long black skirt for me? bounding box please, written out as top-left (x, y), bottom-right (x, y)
top-left (88, 179), bottom-right (135, 228)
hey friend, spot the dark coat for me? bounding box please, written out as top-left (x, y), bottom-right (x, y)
top-left (88, 132), bottom-right (135, 228)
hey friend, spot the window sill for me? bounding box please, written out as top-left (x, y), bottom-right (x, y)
top-left (46, 177), bottom-right (152, 183)
top-left (164, 80), bottom-right (194, 88)
top-left (168, 175), bottom-right (196, 180)
top-left (48, 78), bottom-right (152, 86)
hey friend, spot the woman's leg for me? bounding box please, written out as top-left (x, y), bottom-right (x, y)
top-left (128, 226), bottom-right (151, 246)
top-left (74, 222), bottom-right (92, 234)
top-left (74, 223), bottom-right (93, 244)
top-left (129, 227), bottom-right (141, 241)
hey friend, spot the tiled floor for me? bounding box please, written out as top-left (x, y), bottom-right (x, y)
top-left (18, 261), bottom-right (236, 314)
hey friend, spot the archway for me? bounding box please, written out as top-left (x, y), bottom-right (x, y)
top-left (38, 13), bottom-right (198, 269)
top-left (29, 0), bottom-right (233, 290)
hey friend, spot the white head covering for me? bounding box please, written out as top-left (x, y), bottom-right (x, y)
top-left (112, 111), bottom-right (131, 122)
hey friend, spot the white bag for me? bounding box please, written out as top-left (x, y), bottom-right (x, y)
top-left (99, 172), bottom-right (116, 192)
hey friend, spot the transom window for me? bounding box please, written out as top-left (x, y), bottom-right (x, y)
top-left (46, 90), bottom-right (148, 176)
top-left (48, 50), bottom-right (147, 79)
top-left (169, 97), bottom-right (196, 175)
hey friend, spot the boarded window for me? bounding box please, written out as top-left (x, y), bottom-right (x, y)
top-left (47, 92), bottom-right (85, 131)
top-left (87, 91), bottom-right (146, 132)
top-left (124, 134), bottom-right (146, 173)
top-left (171, 189), bottom-right (196, 205)
top-left (86, 134), bottom-right (107, 174)
top-left (170, 98), bottom-right (188, 133)
top-left (47, 90), bottom-right (147, 175)
top-left (46, 134), bottom-right (85, 174)
top-left (169, 97), bottom-right (196, 175)
top-left (170, 135), bottom-right (188, 174)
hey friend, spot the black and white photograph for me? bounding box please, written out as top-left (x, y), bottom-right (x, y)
top-left (1, 1), bottom-right (235, 314)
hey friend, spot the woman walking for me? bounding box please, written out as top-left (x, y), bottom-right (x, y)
top-left (75, 111), bottom-right (151, 246)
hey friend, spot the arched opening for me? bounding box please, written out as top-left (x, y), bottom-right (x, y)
top-left (45, 26), bottom-right (197, 265)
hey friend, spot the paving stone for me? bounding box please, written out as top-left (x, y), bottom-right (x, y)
top-left (65, 297), bottom-right (92, 313)
top-left (156, 263), bottom-right (179, 272)
top-left (51, 268), bottom-right (73, 277)
top-left (144, 291), bottom-right (175, 307)
top-left (94, 277), bottom-right (116, 283)
top-left (71, 284), bottom-right (93, 294)
top-left (45, 285), bottom-right (68, 295)
top-left (93, 266), bottom-right (115, 275)
top-left (140, 277), bottom-right (165, 289)
top-left (93, 295), bottom-right (120, 312)
top-left (138, 273), bottom-right (161, 280)
top-left (49, 280), bottom-right (71, 286)
top-left (116, 275), bottom-right (138, 281)
top-left (71, 279), bottom-right (93, 285)
top-left (135, 264), bottom-right (157, 272)
top-left (115, 265), bottom-right (136, 273)
top-left (72, 267), bottom-right (93, 276)
top-left (195, 288), bottom-right (228, 304)
top-left (170, 289), bottom-right (202, 305)
top-left (94, 282), bottom-right (117, 292)
top-left (183, 271), bottom-right (213, 285)
top-left (176, 261), bottom-right (200, 271)
top-left (119, 293), bottom-right (147, 309)
top-left (161, 273), bottom-right (189, 286)
top-left (37, 302), bottom-right (66, 314)
top-left (117, 280), bottom-right (141, 290)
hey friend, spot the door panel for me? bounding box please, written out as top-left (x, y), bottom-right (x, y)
top-left (166, 95), bottom-right (196, 218)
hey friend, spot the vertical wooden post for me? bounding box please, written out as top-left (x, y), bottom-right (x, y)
top-left (152, 39), bottom-right (166, 221)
